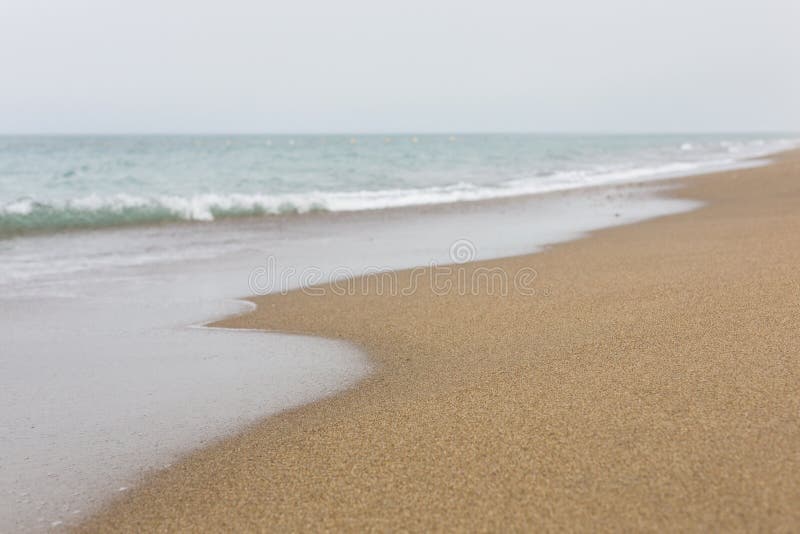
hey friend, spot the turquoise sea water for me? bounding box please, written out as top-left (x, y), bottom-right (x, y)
top-left (0, 133), bottom-right (796, 236)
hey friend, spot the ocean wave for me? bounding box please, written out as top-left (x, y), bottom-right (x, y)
top-left (0, 143), bottom-right (792, 237)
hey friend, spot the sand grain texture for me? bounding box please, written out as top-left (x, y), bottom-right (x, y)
top-left (79, 152), bottom-right (800, 531)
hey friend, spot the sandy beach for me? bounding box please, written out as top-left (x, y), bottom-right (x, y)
top-left (78, 150), bottom-right (800, 531)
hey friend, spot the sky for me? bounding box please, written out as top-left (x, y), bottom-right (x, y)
top-left (1, 0), bottom-right (798, 134)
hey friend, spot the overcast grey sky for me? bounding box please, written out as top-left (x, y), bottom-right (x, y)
top-left (1, 0), bottom-right (798, 134)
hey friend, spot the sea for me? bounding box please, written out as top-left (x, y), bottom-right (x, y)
top-left (1, 133), bottom-right (796, 238)
top-left (0, 133), bottom-right (797, 530)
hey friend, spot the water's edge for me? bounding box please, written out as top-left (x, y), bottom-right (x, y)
top-left (5, 151), bottom-right (783, 531)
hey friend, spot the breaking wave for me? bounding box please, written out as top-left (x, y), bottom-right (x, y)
top-left (0, 139), bottom-right (794, 237)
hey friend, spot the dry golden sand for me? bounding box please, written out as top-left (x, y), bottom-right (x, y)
top-left (79, 151), bottom-right (800, 532)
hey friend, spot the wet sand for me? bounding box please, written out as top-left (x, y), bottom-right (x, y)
top-left (79, 150), bottom-right (800, 531)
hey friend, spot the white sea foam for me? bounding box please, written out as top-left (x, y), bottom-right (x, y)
top-left (0, 159), bottom-right (761, 228)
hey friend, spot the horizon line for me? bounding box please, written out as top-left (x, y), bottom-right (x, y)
top-left (1, 130), bottom-right (798, 137)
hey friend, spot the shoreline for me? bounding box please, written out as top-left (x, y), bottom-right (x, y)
top-left (4, 161), bottom-right (704, 531)
top-left (82, 149), bottom-right (800, 530)
top-left (81, 148), bottom-right (800, 531)
top-left (2, 157), bottom-right (703, 531)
